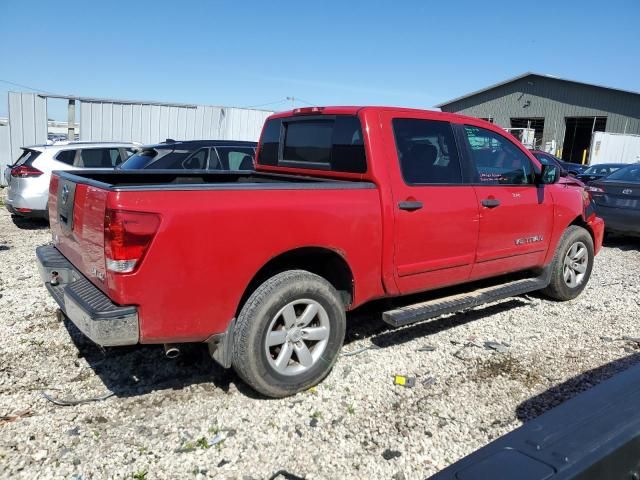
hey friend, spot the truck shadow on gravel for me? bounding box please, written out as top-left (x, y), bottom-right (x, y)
top-left (345, 297), bottom-right (529, 348)
top-left (11, 216), bottom-right (49, 230)
top-left (60, 295), bottom-right (529, 400)
top-left (60, 315), bottom-right (263, 399)
top-left (516, 351), bottom-right (640, 422)
top-left (602, 234), bottom-right (640, 251)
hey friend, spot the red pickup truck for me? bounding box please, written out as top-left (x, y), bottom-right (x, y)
top-left (37, 106), bottom-right (604, 397)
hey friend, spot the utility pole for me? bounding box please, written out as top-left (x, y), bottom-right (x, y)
top-left (286, 96), bottom-right (295, 109)
top-left (67, 99), bottom-right (76, 141)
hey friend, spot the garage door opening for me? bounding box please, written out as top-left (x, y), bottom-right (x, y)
top-left (562, 117), bottom-right (606, 164)
top-left (510, 118), bottom-right (545, 149)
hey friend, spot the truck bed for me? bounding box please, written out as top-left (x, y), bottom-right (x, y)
top-left (54, 169), bottom-right (375, 191)
top-left (47, 168), bottom-right (384, 344)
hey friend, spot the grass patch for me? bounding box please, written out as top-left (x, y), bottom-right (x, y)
top-left (471, 355), bottom-right (543, 388)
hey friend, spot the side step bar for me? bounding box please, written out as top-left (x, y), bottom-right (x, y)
top-left (383, 270), bottom-right (550, 328)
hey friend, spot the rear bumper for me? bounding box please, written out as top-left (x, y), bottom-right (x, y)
top-left (36, 244), bottom-right (139, 346)
top-left (5, 181), bottom-right (48, 212)
top-left (5, 202), bottom-right (48, 218)
top-left (587, 215), bottom-right (606, 254)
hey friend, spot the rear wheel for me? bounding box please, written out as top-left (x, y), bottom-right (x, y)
top-left (232, 270), bottom-right (345, 398)
top-left (542, 226), bottom-right (594, 301)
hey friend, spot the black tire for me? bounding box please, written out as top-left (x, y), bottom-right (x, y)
top-left (541, 225), bottom-right (594, 301)
top-left (232, 270), bottom-right (346, 398)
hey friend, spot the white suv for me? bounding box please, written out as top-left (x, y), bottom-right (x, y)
top-left (4, 142), bottom-right (137, 219)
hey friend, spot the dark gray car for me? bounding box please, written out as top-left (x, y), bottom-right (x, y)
top-left (588, 163), bottom-right (640, 236)
top-left (119, 140), bottom-right (257, 171)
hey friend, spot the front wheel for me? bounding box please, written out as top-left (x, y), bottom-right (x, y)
top-left (542, 225), bottom-right (594, 301)
top-left (232, 270), bottom-right (346, 398)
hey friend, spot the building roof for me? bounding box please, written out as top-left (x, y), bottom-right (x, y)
top-left (435, 72), bottom-right (640, 108)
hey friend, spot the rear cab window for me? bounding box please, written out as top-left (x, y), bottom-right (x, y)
top-left (257, 115), bottom-right (367, 173)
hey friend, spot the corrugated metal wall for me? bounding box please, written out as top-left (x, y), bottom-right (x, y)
top-left (1, 93), bottom-right (48, 186)
top-left (439, 75), bottom-right (640, 151)
top-left (0, 93), bottom-right (273, 186)
top-left (79, 102), bottom-right (272, 143)
top-left (0, 123), bottom-right (10, 186)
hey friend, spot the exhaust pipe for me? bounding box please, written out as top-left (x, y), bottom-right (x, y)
top-left (164, 344), bottom-right (180, 359)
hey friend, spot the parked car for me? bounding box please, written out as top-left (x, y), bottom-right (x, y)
top-left (576, 163), bottom-right (627, 183)
top-left (5, 142), bottom-right (137, 219)
top-left (587, 163), bottom-right (640, 237)
top-left (36, 106), bottom-right (604, 397)
top-left (530, 150), bottom-right (588, 176)
top-left (118, 140), bottom-right (257, 171)
top-left (530, 150), bottom-right (585, 188)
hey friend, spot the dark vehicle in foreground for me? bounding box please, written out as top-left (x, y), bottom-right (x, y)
top-left (119, 140), bottom-right (257, 171)
top-left (530, 150), bottom-right (588, 176)
top-left (576, 163), bottom-right (626, 183)
top-left (429, 362), bottom-right (640, 480)
top-left (587, 163), bottom-right (640, 236)
top-left (36, 107), bottom-right (603, 397)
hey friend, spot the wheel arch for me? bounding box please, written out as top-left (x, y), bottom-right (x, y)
top-left (236, 247), bottom-right (355, 317)
top-left (569, 215), bottom-right (595, 246)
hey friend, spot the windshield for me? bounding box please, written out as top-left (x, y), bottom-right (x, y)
top-left (605, 164), bottom-right (640, 183)
top-left (583, 164), bottom-right (622, 175)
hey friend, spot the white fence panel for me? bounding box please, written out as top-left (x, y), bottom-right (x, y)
top-left (0, 123), bottom-right (11, 186)
top-left (78, 102), bottom-right (272, 144)
top-left (1, 93), bottom-right (47, 186)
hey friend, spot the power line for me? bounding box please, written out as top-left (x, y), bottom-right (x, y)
top-left (0, 79), bottom-right (56, 95)
top-left (295, 97), bottom-right (317, 107)
top-left (242, 98), bottom-right (290, 109)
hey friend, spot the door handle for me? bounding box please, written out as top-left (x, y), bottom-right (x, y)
top-left (481, 198), bottom-right (501, 208)
top-left (398, 200), bottom-right (423, 211)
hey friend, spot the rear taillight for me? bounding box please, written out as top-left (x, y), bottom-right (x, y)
top-left (104, 209), bottom-right (160, 273)
top-left (50, 175), bottom-right (59, 195)
top-left (11, 165), bottom-right (43, 178)
top-left (293, 106), bottom-right (324, 115)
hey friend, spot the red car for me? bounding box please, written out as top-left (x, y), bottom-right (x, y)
top-left (37, 107), bottom-right (604, 397)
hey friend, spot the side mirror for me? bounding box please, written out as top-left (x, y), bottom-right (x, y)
top-left (539, 164), bottom-right (560, 184)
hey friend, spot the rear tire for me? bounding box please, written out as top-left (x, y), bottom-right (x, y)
top-left (232, 270), bottom-right (346, 398)
top-left (542, 225), bottom-right (594, 301)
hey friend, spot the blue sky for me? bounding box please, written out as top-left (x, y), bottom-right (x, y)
top-left (1, 0), bottom-right (639, 119)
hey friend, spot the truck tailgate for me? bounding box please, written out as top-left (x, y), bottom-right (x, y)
top-left (49, 174), bottom-right (110, 292)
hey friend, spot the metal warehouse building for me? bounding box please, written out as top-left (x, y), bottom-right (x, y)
top-left (436, 72), bottom-right (640, 164)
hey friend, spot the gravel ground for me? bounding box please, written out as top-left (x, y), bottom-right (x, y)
top-left (1, 200), bottom-right (640, 480)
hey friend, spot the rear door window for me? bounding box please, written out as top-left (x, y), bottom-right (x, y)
top-left (216, 147), bottom-right (255, 170)
top-left (78, 148), bottom-right (122, 168)
top-left (392, 119), bottom-right (463, 184)
top-left (463, 126), bottom-right (535, 185)
top-left (257, 115), bottom-right (367, 173)
top-left (181, 148), bottom-right (208, 169)
top-left (55, 150), bottom-right (77, 166)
